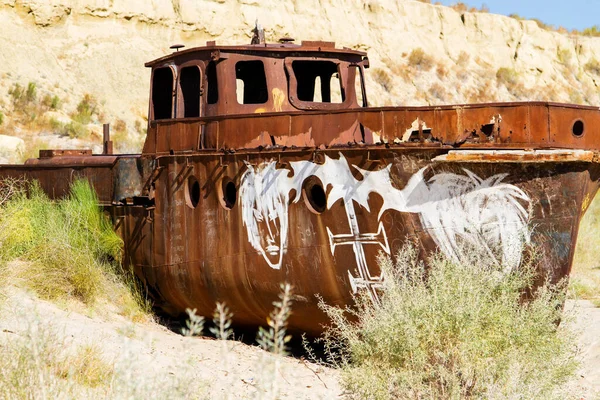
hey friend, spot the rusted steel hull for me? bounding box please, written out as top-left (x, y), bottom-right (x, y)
top-left (0, 102), bottom-right (599, 335)
top-left (111, 148), bottom-right (599, 335)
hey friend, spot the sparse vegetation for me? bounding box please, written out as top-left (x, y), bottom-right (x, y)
top-left (585, 58), bottom-right (600, 75)
top-left (42, 93), bottom-right (61, 110)
top-left (456, 50), bottom-right (470, 67)
top-left (449, 2), bottom-right (467, 13)
top-left (495, 66), bottom-right (527, 97)
top-left (435, 64), bottom-right (447, 78)
top-left (257, 283), bottom-right (293, 356)
top-left (582, 25), bottom-right (600, 37)
top-left (0, 311), bottom-right (204, 399)
top-left (428, 82), bottom-right (447, 102)
top-left (496, 67), bottom-right (518, 86)
top-left (72, 93), bottom-right (99, 125)
top-left (557, 47), bottom-right (573, 66)
top-left (318, 246), bottom-right (579, 399)
top-left (0, 178), bottom-right (150, 321)
top-left (372, 68), bottom-right (393, 93)
top-left (570, 195), bottom-right (600, 303)
top-left (407, 48), bottom-right (434, 71)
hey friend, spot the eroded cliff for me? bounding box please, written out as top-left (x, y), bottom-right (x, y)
top-left (0, 0), bottom-right (598, 154)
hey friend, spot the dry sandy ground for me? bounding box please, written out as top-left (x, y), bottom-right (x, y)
top-left (0, 287), bottom-right (598, 399)
top-left (0, 287), bottom-right (342, 399)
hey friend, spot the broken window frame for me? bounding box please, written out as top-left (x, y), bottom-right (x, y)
top-left (176, 61), bottom-right (205, 119)
top-left (233, 59), bottom-right (270, 107)
top-left (284, 57), bottom-right (351, 111)
top-left (150, 65), bottom-right (177, 121)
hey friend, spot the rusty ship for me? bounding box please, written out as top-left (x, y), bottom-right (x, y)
top-left (2, 37), bottom-right (600, 335)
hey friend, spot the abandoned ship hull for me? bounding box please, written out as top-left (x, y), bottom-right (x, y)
top-left (108, 148), bottom-right (598, 335)
top-left (4, 38), bottom-right (600, 335)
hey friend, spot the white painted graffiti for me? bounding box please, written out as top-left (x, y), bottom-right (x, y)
top-left (239, 153), bottom-right (531, 299)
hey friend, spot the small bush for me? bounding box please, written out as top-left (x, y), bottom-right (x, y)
top-left (429, 82), bottom-right (447, 101)
top-left (407, 48), bottom-right (434, 71)
top-left (319, 246), bottom-right (579, 399)
top-left (42, 94), bottom-right (61, 110)
top-left (26, 82), bottom-right (37, 103)
top-left (456, 50), bottom-right (470, 67)
top-left (65, 121), bottom-right (89, 139)
top-left (0, 110), bottom-right (3, 125)
top-left (585, 58), bottom-right (600, 75)
top-left (0, 318), bottom-right (111, 398)
top-left (72, 93), bottom-right (99, 125)
top-left (582, 25), bottom-right (600, 37)
top-left (496, 67), bottom-right (518, 86)
top-left (435, 64), bottom-right (447, 78)
top-left (450, 2), bottom-right (467, 13)
top-left (532, 18), bottom-right (554, 31)
top-left (557, 47), bottom-right (572, 66)
top-left (8, 83), bottom-right (25, 107)
top-left (496, 67), bottom-right (526, 98)
top-left (571, 195), bottom-right (600, 302)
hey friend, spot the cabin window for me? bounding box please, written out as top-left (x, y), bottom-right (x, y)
top-left (235, 61), bottom-right (268, 104)
top-left (206, 61), bottom-right (218, 104)
top-left (180, 66), bottom-right (201, 118)
top-left (152, 67), bottom-right (174, 120)
top-left (291, 61), bottom-right (344, 104)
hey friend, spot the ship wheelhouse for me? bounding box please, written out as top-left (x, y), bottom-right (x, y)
top-left (146, 40), bottom-right (370, 123)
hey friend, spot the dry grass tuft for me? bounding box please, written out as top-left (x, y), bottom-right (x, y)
top-left (0, 311), bottom-right (204, 398)
top-left (585, 58), bottom-right (600, 75)
top-left (570, 195), bottom-right (600, 303)
top-left (407, 48), bottom-right (434, 71)
top-left (0, 178), bottom-right (152, 321)
top-left (371, 68), bottom-right (394, 93)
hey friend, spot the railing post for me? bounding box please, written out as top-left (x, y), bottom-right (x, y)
top-left (103, 123), bottom-right (113, 155)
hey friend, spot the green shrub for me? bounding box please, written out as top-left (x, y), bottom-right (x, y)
top-left (582, 25), bottom-right (600, 37)
top-left (65, 121), bottom-right (89, 139)
top-left (72, 93), bottom-right (98, 125)
top-left (0, 179), bottom-right (121, 303)
top-left (0, 110), bottom-right (3, 126)
top-left (26, 82), bottom-right (37, 104)
top-left (42, 94), bottom-right (61, 110)
top-left (319, 246), bottom-right (579, 399)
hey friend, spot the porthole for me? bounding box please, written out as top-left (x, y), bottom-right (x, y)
top-left (302, 176), bottom-right (327, 214)
top-left (185, 175), bottom-right (200, 208)
top-left (219, 177), bottom-right (237, 210)
top-left (572, 119), bottom-right (585, 137)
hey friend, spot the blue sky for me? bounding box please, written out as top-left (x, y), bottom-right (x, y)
top-left (435, 1), bottom-right (600, 31)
